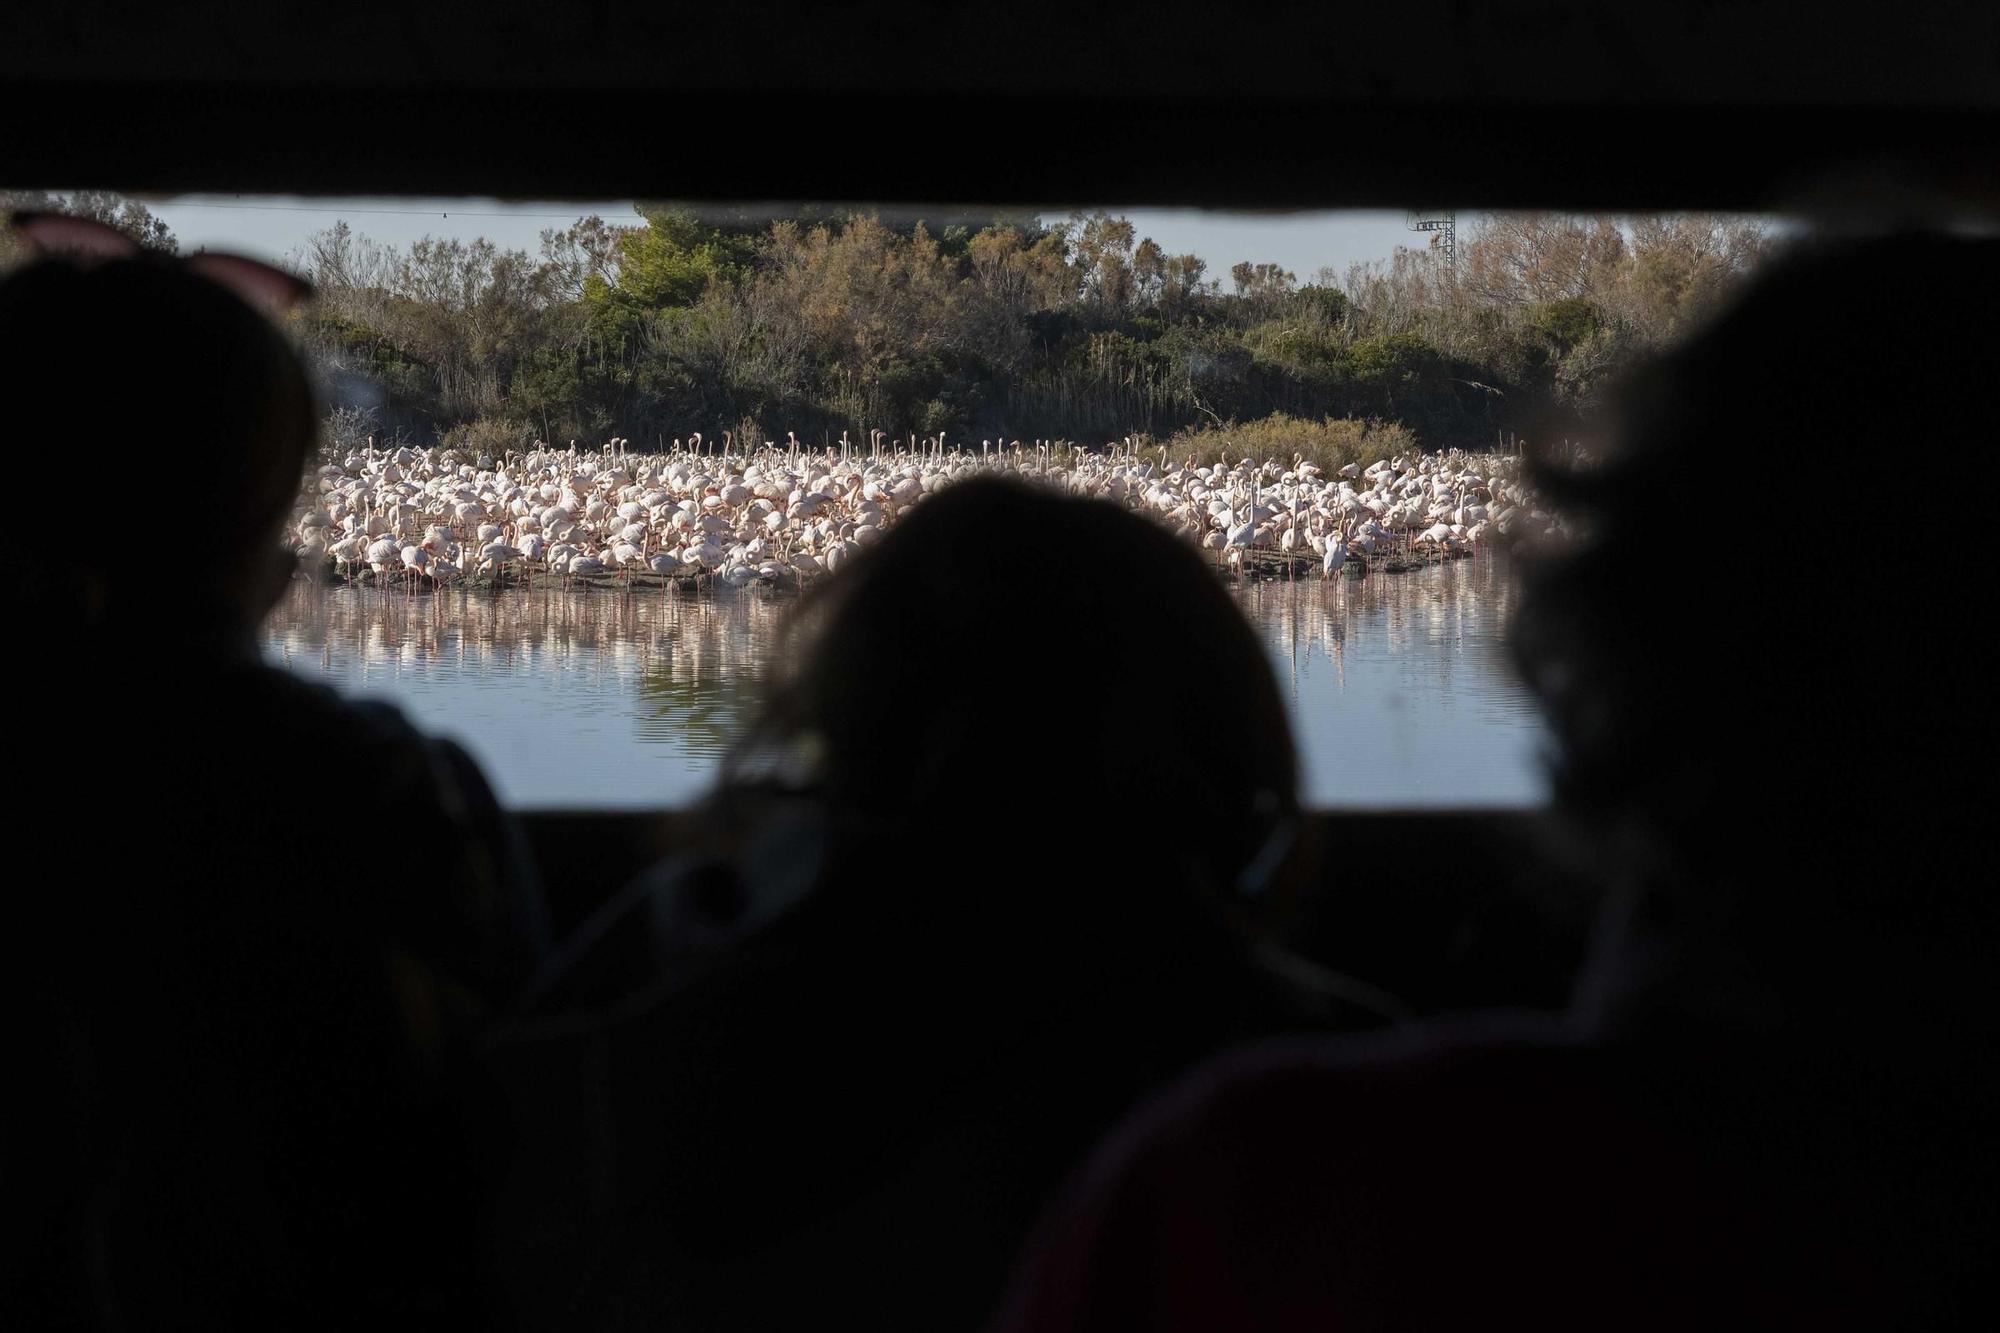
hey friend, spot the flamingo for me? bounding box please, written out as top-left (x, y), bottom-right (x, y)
top-left (365, 536), bottom-right (399, 583)
top-left (1323, 521), bottom-right (1348, 579)
top-left (281, 437), bottom-right (1553, 612)
top-left (400, 543), bottom-right (429, 593)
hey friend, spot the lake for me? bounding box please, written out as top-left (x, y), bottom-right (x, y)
top-left (262, 555), bottom-right (1550, 809)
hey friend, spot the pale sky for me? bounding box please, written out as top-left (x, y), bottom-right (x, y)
top-left (140, 195), bottom-right (1430, 285)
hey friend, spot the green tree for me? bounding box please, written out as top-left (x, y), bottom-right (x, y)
top-left (1528, 297), bottom-right (1604, 350)
top-left (615, 205), bottom-right (752, 309)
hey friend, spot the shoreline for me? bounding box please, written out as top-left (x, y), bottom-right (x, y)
top-left (299, 541), bottom-right (1483, 596)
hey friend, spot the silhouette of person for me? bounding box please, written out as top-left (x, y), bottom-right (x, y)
top-left (989, 232), bottom-right (2000, 1330)
top-left (486, 476), bottom-right (1397, 1331)
top-left (3, 243), bottom-right (549, 1329)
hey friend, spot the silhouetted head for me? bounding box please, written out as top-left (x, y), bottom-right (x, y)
top-left (0, 253), bottom-right (317, 639)
top-left (1510, 232), bottom-right (1999, 1023)
top-left (725, 476), bottom-right (1302, 910)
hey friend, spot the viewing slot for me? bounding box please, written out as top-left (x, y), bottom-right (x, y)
top-left (5, 194), bottom-right (1785, 810)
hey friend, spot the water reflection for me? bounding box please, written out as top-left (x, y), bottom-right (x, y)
top-left (265, 585), bottom-right (789, 806)
top-left (1233, 557), bottom-right (1544, 807)
top-left (263, 558), bottom-right (1547, 809)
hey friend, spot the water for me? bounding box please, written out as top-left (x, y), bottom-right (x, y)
top-left (261, 557), bottom-right (1550, 809)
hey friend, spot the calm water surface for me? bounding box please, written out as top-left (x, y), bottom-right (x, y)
top-left (263, 557), bottom-right (1550, 809)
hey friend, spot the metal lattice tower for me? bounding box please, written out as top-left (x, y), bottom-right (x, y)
top-left (1406, 211), bottom-right (1457, 269)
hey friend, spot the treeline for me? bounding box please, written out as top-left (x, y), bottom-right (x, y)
top-left (2, 192), bottom-right (1774, 452)
top-left (0, 190), bottom-right (179, 258)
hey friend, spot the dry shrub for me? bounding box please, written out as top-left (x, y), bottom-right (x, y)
top-left (1165, 412), bottom-right (1420, 474)
top-left (438, 416), bottom-right (536, 459)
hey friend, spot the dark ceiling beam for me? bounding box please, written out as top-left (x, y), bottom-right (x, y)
top-left (9, 3), bottom-right (1998, 106)
top-left (4, 84), bottom-right (1996, 211)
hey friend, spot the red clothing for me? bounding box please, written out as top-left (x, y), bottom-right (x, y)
top-left (996, 1019), bottom-right (1895, 1331)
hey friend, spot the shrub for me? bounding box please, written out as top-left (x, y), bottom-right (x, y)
top-left (438, 416), bottom-right (537, 456)
top-left (1163, 412), bottom-right (1420, 474)
top-left (323, 404), bottom-right (379, 451)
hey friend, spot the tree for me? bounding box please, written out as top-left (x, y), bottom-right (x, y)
top-left (1161, 252), bottom-right (1211, 318)
top-left (1133, 237), bottom-right (1167, 307)
top-left (966, 220), bottom-right (1078, 372)
top-left (1069, 212), bottom-right (1139, 317)
top-left (1, 189), bottom-right (177, 265)
top-left (1290, 284), bottom-right (1349, 329)
top-left (615, 206), bottom-right (751, 309)
top-left (1618, 214), bottom-right (1773, 340)
top-left (538, 215), bottom-right (630, 303)
top-left (261, 206), bottom-right (1784, 452)
top-left (967, 220), bottom-right (1077, 318)
top-left (1230, 261), bottom-right (1297, 318)
top-left (1459, 213), bottom-right (1627, 307)
top-left (297, 220), bottom-right (395, 292)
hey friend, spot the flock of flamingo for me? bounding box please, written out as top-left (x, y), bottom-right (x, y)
top-left (291, 430), bottom-right (1562, 593)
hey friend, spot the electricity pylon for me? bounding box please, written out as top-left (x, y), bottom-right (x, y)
top-left (1406, 211), bottom-right (1457, 269)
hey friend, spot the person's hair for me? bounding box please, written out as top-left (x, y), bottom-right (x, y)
top-left (0, 253), bottom-right (317, 623)
top-left (719, 475), bottom-right (1304, 907)
top-left (1508, 231), bottom-right (1996, 938)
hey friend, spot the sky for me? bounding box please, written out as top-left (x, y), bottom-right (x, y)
top-left (139, 195), bottom-right (1431, 284)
